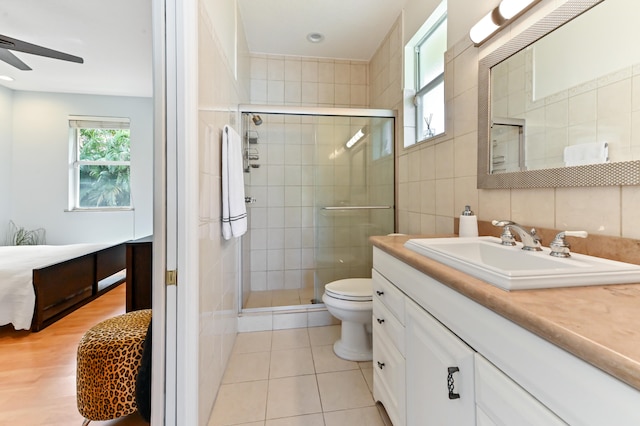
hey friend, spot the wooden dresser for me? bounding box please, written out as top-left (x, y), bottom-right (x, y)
top-left (126, 235), bottom-right (152, 312)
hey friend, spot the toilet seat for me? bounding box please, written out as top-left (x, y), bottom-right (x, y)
top-left (324, 278), bottom-right (372, 302)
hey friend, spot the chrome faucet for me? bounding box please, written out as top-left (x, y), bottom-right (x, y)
top-left (492, 220), bottom-right (542, 251)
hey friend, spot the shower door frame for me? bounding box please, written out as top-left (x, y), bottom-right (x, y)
top-left (238, 104), bottom-right (396, 313)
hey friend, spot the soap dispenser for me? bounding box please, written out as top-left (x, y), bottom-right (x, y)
top-left (459, 205), bottom-right (478, 238)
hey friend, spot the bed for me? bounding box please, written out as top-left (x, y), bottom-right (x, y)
top-left (0, 242), bottom-right (126, 332)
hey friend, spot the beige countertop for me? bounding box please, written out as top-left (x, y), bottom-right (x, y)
top-left (371, 234), bottom-right (640, 391)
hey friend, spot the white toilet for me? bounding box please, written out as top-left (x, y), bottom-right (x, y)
top-left (322, 278), bottom-right (373, 361)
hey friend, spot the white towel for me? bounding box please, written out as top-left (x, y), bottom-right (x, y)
top-left (563, 142), bottom-right (609, 167)
top-left (222, 125), bottom-right (247, 240)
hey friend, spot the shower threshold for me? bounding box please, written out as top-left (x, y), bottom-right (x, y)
top-left (238, 302), bottom-right (337, 332)
top-left (241, 302), bottom-right (325, 314)
top-left (243, 288), bottom-right (320, 309)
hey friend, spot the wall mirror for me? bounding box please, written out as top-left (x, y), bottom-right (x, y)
top-left (478, 0), bottom-right (640, 188)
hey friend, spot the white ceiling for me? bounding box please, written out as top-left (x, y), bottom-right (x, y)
top-left (0, 0), bottom-right (153, 97)
top-left (0, 0), bottom-right (404, 97)
top-left (237, 0), bottom-right (405, 61)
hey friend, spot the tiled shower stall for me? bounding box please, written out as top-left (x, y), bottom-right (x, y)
top-left (240, 109), bottom-right (395, 310)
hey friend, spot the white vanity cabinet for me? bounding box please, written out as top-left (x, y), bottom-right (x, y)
top-left (372, 247), bottom-right (640, 426)
top-left (405, 299), bottom-right (475, 426)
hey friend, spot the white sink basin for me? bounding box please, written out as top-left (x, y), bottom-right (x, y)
top-left (404, 236), bottom-right (640, 290)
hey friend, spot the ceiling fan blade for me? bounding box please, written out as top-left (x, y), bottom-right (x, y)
top-left (0, 48), bottom-right (31, 70)
top-left (0, 34), bottom-right (83, 65)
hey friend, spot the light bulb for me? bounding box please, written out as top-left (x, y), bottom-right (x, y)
top-left (470, 10), bottom-right (501, 44)
top-left (499, 0), bottom-right (535, 20)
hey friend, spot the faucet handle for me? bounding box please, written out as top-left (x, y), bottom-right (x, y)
top-left (492, 220), bottom-right (517, 246)
top-left (562, 230), bottom-right (588, 239)
top-left (549, 231), bottom-right (588, 258)
top-left (492, 219), bottom-right (514, 227)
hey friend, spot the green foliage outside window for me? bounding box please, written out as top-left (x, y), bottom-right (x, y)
top-left (78, 129), bottom-right (131, 207)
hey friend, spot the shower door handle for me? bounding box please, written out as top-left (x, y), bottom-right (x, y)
top-left (322, 206), bottom-right (392, 210)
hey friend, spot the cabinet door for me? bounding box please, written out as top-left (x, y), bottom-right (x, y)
top-left (475, 354), bottom-right (567, 425)
top-left (373, 324), bottom-right (406, 426)
top-left (405, 299), bottom-right (475, 426)
top-left (477, 406), bottom-right (499, 426)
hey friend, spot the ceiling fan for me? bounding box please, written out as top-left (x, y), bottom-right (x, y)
top-left (0, 34), bottom-right (83, 71)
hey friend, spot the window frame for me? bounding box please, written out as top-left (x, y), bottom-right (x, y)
top-left (68, 116), bottom-right (133, 211)
top-left (414, 12), bottom-right (447, 143)
top-left (403, 1), bottom-right (447, 148)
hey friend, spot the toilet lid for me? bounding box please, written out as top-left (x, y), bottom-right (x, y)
top-left (325, 278), bottom-right (372, 301)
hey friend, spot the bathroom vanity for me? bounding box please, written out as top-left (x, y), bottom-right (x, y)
top-left (371, 235), bottom-right (640, 426)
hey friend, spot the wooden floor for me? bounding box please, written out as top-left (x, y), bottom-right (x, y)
top-left (0, 283), bottom-right (149, 426)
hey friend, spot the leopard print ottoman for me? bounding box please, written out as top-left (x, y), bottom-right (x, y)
top-left (76, 309), bottom-right (152, 422)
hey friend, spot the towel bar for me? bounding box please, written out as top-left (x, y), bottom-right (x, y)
top-left (322, 206), bottom-right (391, 210)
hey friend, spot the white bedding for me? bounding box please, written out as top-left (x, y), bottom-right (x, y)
top-left (0, 243), bottom-right (113, 330)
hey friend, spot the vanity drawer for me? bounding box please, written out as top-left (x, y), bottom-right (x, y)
top-left (373, 326), bottom-right (406, 426)
top-left (372, 269), bottom-right (405, 324)
top-left (475, 354), bottom-right (567, 425)
top-left (373, 299), bottom-right (405, 356)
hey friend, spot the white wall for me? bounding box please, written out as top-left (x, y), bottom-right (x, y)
top-left (9, 91), bottom-right (153, 244)
top-left (0, 86), bottom-right (13, 243)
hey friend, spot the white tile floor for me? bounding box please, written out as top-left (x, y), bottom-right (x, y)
top-left (208, 325), bottom-right (391, 426)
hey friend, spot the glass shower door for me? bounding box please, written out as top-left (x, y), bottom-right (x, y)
top-left (313, 115), bottom-right (395, 302)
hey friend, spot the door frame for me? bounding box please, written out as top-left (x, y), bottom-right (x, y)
top-left (152, 0), bottom-right (200, 424)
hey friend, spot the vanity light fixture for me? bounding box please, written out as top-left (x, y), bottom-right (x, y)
top-left (470, 0), bottom-right (541, 45)
top-left (469, 7), bottom-right (505, 45)
top-left (499, 0), bottom-right (537, 19)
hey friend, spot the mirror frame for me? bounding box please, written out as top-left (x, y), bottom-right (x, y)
top-left (477, 0), bottom-right (640, 189)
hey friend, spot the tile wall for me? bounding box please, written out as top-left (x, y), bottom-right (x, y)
top-left (390, 2), bottom-right (640, 241)
top-left (198, 4), bottom-right (250, 424)
top-left (244, 113), bottom-right (318, 293)
top-left (369, 16), bottom-right (403, 112)
top-left (367, 16), bottom-right (405, 237)
top-left (249, 55), bottom-right (369, 107)
top-left (244, 54), bottom-right (373, 297)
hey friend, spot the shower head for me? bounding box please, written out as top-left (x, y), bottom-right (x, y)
top-left (251, 114), bottom-right (263, 126)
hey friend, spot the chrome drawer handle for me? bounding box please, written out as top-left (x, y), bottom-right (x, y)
top-left (376, 318), bottom-right (385, 324)
top-left (377, 361), bottom-right (385, 369)
top-left (376, 290), bottom-right (384, 296)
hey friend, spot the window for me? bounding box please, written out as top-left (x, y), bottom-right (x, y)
top-left (69, 116), bottom-right (131, 209)
top-left (415, 12), bottom-right (447, 142)
top-left (404, 2), bottom-right (447, 146)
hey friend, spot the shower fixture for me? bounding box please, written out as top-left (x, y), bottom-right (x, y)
top-left (251, 114), bottom-right (263, 126)
top-left (247, 130), bottom-right (259, 144)
top-left (247, 148), bottom-right (260, 161)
